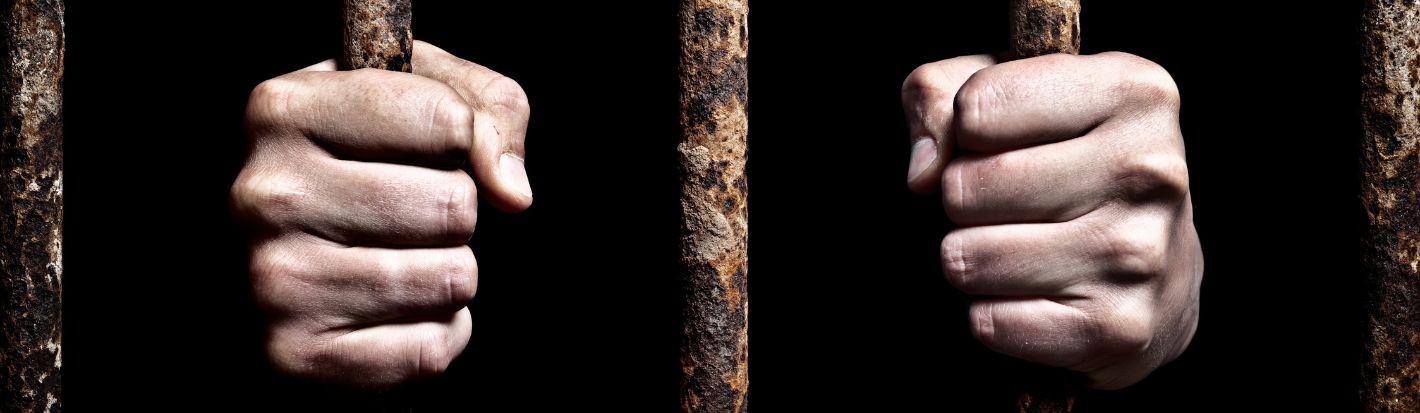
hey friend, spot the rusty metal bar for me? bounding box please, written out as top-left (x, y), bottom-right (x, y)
top-left (0, 0), bottom-right (65, 411)
top-left (676, 0), bottom-right (750, 411)
top-left (1008, 0), bottom-right (1080, 58)
top-left (1359, 1), bottom-right (1420, 411)
top-left (341, 0), bottom-right (412, 72)
top-left (1006, 1), bottom-right (1080, 412)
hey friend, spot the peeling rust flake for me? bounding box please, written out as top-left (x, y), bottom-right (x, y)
top-left (1361, 1), bottom-right (1420, 412)
top-left (1, 0), bottom-right (64, 411)
top-left (678, 0), bottom-right (749, 412)
top-left (341, 0), bottom-right (412, 72)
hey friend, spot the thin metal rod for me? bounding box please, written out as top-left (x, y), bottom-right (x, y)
top-left (677, 0), bottom-right (750, 411)
top-left (1359, 1), bottom-right (1420, 411)
top-left (1, 0), bottom-right (65, 411)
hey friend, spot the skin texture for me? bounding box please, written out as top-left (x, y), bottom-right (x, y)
top-left (232, 41), bottom-right (531, 388)
top-left (902, 52), bottom-right (1202, 390)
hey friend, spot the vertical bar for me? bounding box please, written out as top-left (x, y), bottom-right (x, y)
top-left (341, 0), bottom-right (413, 72)
top-left (0, 0), bottom-right (65, 411)
top-left (677, 0), bottom-right (749, 412)
top-left (1007, 1), bottom-right (1080, 412)
top-left (1359, 1), bottom-right (1420, 411)
top-left (1008, 0), bottom-right (1080, 58)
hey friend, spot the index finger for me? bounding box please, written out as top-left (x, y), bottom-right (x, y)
top-left (246, 63), bottom-right (475, 168)
top-left (412, 41), bottom-right (533, 212)
top-left (901, 55), bottom-right (996, 193)
top-left (953, 52), bottom-right (1180, 153)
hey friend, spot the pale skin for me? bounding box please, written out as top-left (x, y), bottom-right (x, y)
top-left (233, 42), bottom-right (1199, 390)
top-left (902, 52), bottom-right (1203, 389)
top-left (232, 41), bottom-right (531, 387)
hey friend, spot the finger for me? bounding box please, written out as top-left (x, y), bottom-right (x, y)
top-left (901, 55), bottom-right (996, 193)
top-left (413, 41), bottom-right (533, 212)
top-left (252, 237), bottom-right (477, 325)
top-left (270, 308), bottom-right (472, 387)
top-left (237, 156), bottom-right (478, 247)
top-left (954, 52), bottom-right (1180, 153)
top-left (246, 67), bottom-right (474, 167)
top-left (970, 296), bottom-right (1156, 387)
top-left (943, 135), bottom-right (1107, 226)
top-left (942, 222), bottom-right (1100, 297)
top-left (943, 125), bottom-right (1190, 226)
top-left (969, 298), bottom-right (1094, 369)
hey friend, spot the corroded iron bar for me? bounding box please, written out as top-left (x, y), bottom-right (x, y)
top-left (677, 0), bottom-right (749, 412)
top-left (1359, 1), bottom-right (1420, 411)
top-left (1009, 0), bottom-right (1080, 58)
top-left (341, 0), bottom-right (412, 72)
top-left (1, 0), bottom-right (65, 411)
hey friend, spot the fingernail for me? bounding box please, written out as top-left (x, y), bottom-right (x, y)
top-left (499, 153), bottom-right (532, 199)
top-left (907, 138), bottom-right (937, 182)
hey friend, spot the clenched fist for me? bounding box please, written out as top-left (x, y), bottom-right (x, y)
top-left (232, 41), bottom-right (531, 387)
top-left (902, 52), bottom-right (1202, 389)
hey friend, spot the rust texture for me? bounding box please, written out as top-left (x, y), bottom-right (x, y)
top-left (1007, 1), bottom-right (1078, 412)
top-left (1008, 0), bottom-right (1080, 58)
top-left (1360, 1), bottom-right (1420, 411)
top-left (677, 0), bottom-right (749, 412)
top-left (340, 0), bottom-right (412, 72)
top-left (1, 0), bottom-right (64, 411)
top-left (1012, 365), bottom-right (1080, 413)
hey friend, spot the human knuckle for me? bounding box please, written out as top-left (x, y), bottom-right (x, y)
top-left (1102, 220), bottom-right (1169, 280)
top-left (969, 303), bottom-right (998, 347)
top-left (1107, 52), bottom-right (1180, 111)
top-left (249, 244), bottom-right (304, 311)
top-left (482, 75), bottom-right (531, 117)
top-left (431, 92), bottom-right (475, 153)
top-left (266, 328), bottom-right (318, 377)
top-left (941, 234), bottom-right (972, 291)
top-left (444, 249), bottom-right (479, 304)
top-left (249, 243), bottom-right (293, 284)
top-left (902, 64), bottom-right (939, 96)
top-left (246, 77), bottom-right (299, 128)
top-left (417, 328), bottom-right (454, 377)
top-left (232, 169), bottom-right (302, 224)
top-left (440, 175), bottom-right (478, 240)
top-left (1088, 303), bottom-right (1154, 361)
top-left (1113, 153), bottom-right (1190, 202)
top-left (954, 75), bottom-right (1006, 135)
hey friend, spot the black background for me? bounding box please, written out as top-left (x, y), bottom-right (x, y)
top-left (63, 1), bottom-right (1362, 411)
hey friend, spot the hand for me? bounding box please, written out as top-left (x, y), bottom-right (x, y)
top-left (231, 41), bottom-right (531, 387)
top-left (901, 52), bottom-right (1202, 389)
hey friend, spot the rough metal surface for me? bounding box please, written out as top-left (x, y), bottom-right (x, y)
top-left (677, 0), bottom-right (749, 411)
top-left (1012, 365), bottom-right (1080, 413)
top-left (1007, 1), bottom-right (1078, 411)
top-left (0, 0), bottom-right (64, 412)
top-left (1008, 0), bottom-right (1080, 58)
top-left (341, 0), bottom-right (412, 72)
top-left (1360, 1), bottom-right (1420, 411)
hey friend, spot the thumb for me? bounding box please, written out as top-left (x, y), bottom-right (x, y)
top-left (901, 54), bottom-right (995, 193)
top-left (413, 40), bottom-right (533, 213)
